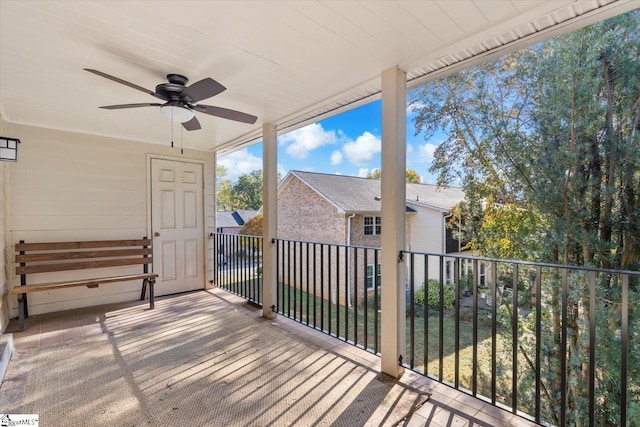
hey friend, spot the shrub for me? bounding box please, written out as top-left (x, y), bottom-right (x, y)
top-left (414, 279), bottom-right (455, 310)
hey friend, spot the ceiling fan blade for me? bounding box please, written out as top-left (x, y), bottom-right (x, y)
top-left (182, 116), bottom-right (201, 131)
top-left (84, 69), bottom-right (167, 101)
top-left (99, 103), bottom-right (162, 109)
top-left (192, 105), bottom-right (257, 124)
top-left (182, 78), bottom-right (226, 102)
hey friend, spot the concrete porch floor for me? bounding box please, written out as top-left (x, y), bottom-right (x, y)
top-left (0, 288), bottom-right (537, 426)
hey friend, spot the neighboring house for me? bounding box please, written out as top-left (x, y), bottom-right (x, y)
top-left (216, 210), bottom-right (258, 234)
top-left (277, 171), bottom-right (465, 303)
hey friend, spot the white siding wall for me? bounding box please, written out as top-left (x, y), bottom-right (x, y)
top-left (406, 206), bottom-right (445, 289)
top-left (6, 123), bottom-right (215, 317)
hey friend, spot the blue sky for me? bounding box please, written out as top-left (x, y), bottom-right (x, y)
top-left (218, 99), bottom-right (443, 184)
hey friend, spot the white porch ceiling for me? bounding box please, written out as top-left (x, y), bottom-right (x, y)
top-left (0, 1), bottom-right (636, 155)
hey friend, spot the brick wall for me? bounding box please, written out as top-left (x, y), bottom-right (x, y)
top-left (277, 175), bottom-right (346, 244)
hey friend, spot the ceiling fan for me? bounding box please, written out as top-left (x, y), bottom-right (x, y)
top-left (84, 69), bottom-right (257, 131)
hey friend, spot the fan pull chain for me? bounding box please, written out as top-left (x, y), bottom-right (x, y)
top-left (181, 125), bottom-right (184, 155)
top-left (170, 109), bottom-right (175, 148)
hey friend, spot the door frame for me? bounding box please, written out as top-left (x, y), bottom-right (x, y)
top-left (146, 154), bottom-right (208, 289)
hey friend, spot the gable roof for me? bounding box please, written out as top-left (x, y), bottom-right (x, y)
top-left (284, 170), bottom-right (463, 214)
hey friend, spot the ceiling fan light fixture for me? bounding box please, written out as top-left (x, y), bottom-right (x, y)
top-left (160, 104), bottom-right (194, 123)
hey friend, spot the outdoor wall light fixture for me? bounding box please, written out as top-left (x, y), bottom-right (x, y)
top-left (0, 137), bottom-right (19, 162)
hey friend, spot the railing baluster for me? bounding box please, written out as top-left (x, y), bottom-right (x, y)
top-left (364, 248), bottom-right (369, 351)
top-left (336, 245), bottom-right (340, 339)
top-left (328, 244), bottom-right (332, 335)
top-left (439, 256), bottom-right (445, 382)
top-left (492, 261), bottom-right (498, 406)
top-left (454, 257), bottom-right (459, 387)
top-left (535, 266), bottom-right (542, 421)
top-left (561, 268), bottom-right (568, 427)
top-left (409, 252), bottom-right (415, 369)
top-left (353, 247), bottom-right (358, 347)
top-left (588, 271), bottom-right (596, 427)
top-left (621, 273), bottom-right (628, 427)
top-left (344, 245), bottom-right (349, 343)
top-left (320, 243), bottom-right (325, 332)
top-left (313, 243), bottom-right (317, 329)
top-left (374, 249), bottom-right (379, 354)
top-left (423, 254), bottom-right (429, 376)
top-left (472, 258), bottom-right (478, 396)
top-left (277, 239), bottom-right (282, 313)
top-left (512, 264), bottom-right (519, 413)
top-left (305, 242), bottom-right (311, 326)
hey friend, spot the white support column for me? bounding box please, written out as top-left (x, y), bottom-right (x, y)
top-left (380, 65), bottom-right (406, 378)
top-left (262, 123), bottom-right (278, 319)
top-left (209, 150), bottom-right (218, 289)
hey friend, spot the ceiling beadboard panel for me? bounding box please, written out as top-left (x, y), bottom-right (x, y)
top-left (0, 0), bottom-right (636, 154)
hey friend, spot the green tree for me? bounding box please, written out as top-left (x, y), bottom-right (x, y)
top-left (410, 11), bottom-right (640, 425)
top-left (217, 170), bottom-right (263, 211)
top-left (231, 170), bottom-right (263, 210)
top-left (366, 168), bottom-right (422, 183)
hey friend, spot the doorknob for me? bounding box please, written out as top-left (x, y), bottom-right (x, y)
top-left (154, 232), bottom-right (160, 237)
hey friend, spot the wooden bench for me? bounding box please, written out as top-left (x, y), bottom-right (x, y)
top-left (12, 238), bottom-right (158, 331)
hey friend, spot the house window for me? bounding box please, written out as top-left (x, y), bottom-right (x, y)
top-left (366, 263), bottom-right (381, 290)
top-left (364, 216), bottom-right (381, 235)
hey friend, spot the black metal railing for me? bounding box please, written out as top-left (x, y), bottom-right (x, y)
top-left (213, 233), bottom-right (381, 355)
top-left (213, 233), bottom-right (637, 426)
top-left (403, 250), bottom-right (638, 427)
top-left (275, 238), bottom-right (381, 355)
top-left (213, 233), bottom-right (263, 305)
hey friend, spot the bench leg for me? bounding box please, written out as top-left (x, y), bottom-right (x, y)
top-left (17, 294), bottom-right (26, 332)
top-left (140, 281), bottom-right (147, 301)
top-left (149, 279), bottom-right (155, 309)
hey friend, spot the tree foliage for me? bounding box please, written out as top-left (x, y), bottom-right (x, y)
top-left (240, 214), bottom-right (263, 236)
top-left (366, 168), bottom-right (422, 183)
top-left (217, 170), bottom-right (264, 211)
top-left (411, 11), bottom-right (640, 425)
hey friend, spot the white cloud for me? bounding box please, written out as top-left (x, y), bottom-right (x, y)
top-left (357, 168), bottom-right (370, 178)
top-left (279, 123), bottom-right (338, 159)
top-left (218, 148), bottom-right (262, 182)
top-left (330, 150), bottom-right (343, 165)
top-left (418, 142), bottom-right (437, 163)
top-left (342, 131), bottom-right (381, 166)
top-left (278, 163), bottom-right (287, 178)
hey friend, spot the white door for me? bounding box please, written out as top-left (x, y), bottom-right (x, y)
top-left (151, 158), bottom-right (204, 294)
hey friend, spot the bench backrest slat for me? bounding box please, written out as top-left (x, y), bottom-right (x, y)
top-left (15, 238), bottom-right (154, 278)
top-left (16, 248), bottom-right (152, 263)
top-left (15, 239), bottom-right (151, 252)
top-left (17, 257), bottom-right (152, 275)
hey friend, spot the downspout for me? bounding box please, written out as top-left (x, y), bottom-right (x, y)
top-left (443, 212), bottom-right (453, 254)
top-left (346, 213), bottom-right (356, 308)
top-left (444, 212), bottom-right (453, 283)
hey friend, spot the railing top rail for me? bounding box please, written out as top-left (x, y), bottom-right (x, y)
top-left (214, 232), bottom-right (264, 238)
top-left (401, 249), bottom-right (640, 276)
top-left (272, 236), bottom-right (381, 251)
